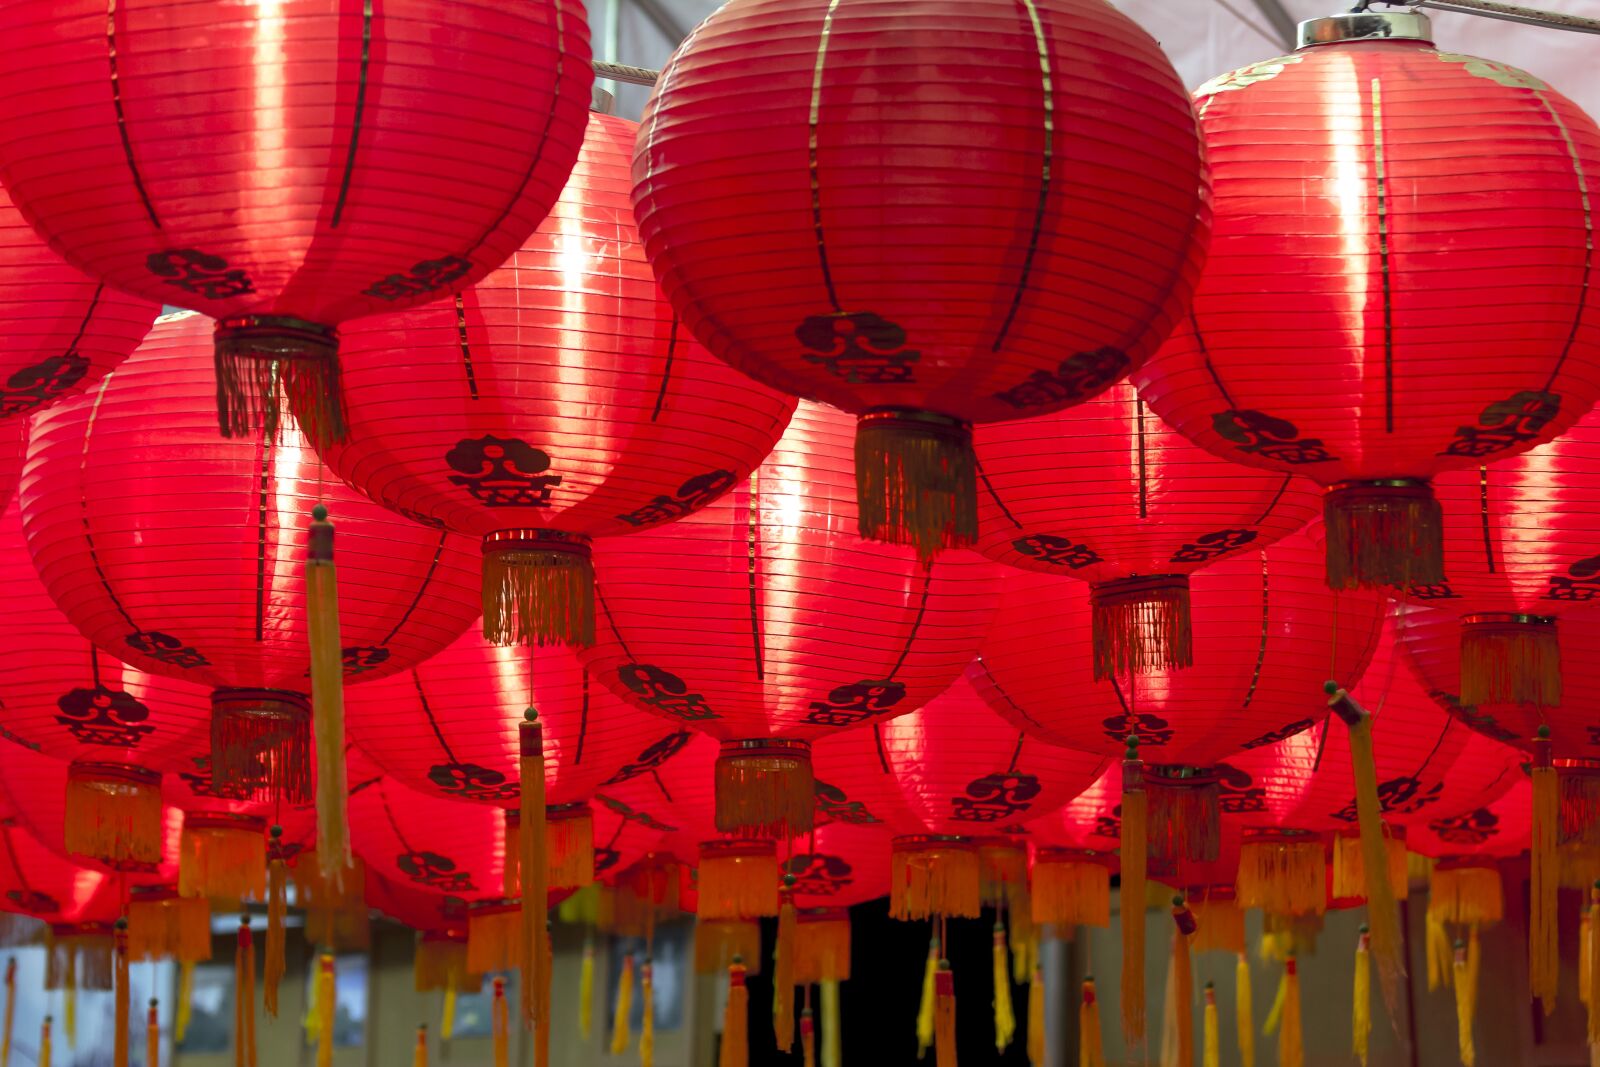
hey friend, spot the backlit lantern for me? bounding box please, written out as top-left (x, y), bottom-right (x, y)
top-left (20, 311), bottom-right (482, 880)
top-left (321, 110), bottom-right (796, 648)
top-left (0, 809), bottom-right (119, 932)
top-left (632, 0), bottom-right (1209, 561)
top-left (974, 378), bottom-right (1319, 676)
top-left (0, 500), bottom-right (211, 865)
top-left (344, 626), bottom-right (692, 890)
top-left (0, 0), bottom-right (592, 445)
top-left (583, 400), bottom-right (999, 839)
top-left (1133, 9), bottom-right (1600, 592)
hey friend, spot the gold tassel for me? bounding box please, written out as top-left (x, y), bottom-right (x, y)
top-left (1329, 682), bottom-right (1405, 1020)
top-left (1190, 893), bottom-right (1247, 956)
top-left (520, 711), bottom-right (549, 1031)
top-left (1164, 898), bottom-right (1195, 1067)
top-left (611, 954), bottom-right (634, 1056)
top-left (917, 938), bottom-right (938, 1059)
top-left (1590, 885), bottom-right (1600, 1060)
top-left (800, 1006), bottom-right (815, 1067)
top-left (1121, 741), bottom-right (1148, 1044)
top-left (491, 978), bottom-right (509, 1067)
top-left (1586, 908), bottom-right (1594, 1007)
top-left (481, 530), bottom-right (596, 648)
top-left (720, 958), bottom-right (749, 1067)
top-left (467, 905), bottom-right (521, 977)
top-left (37, 1016), bottom-right (48, 1067)
top-left (2, 957), bottom-right (12, 1067)
top-left (1237, 953), bottom-right (1254, 1067)
top-left (821, 979), bottom-right (841, 1067)
top-left (715, 741), bottom-right (815, 839)
top-left (1427, 911), bottom-right (1453, 992)
top-left (854, 408), bottom-right (976, 562)
top-left (1264, 967), bottom-right (1286, 1036)
top-left (176, 962), bottom-right (194, 1044)
top-left (236, 922), bottom-right (255, 1067)
top-left (1203, 982), bottom-right (1220, 1067)
top-left (1456, 937), bottom-right (1477, 1067)
top-left (992, 924), bottom-right (1015, 1052)
top-left (413, 1024), bottom-right (427, 1067)
top-left (794, 911), bottom-right (851, 985)
top-left (1237, 833), bottom-right (1326, 916)
top-left (634, 956), bottom-right (654, 1067)
top-left (63, 765), bottom-right (163, 867)
top-left (178, 817), bottom-right (267, 904)
top-left (579, 938), bottom-right (595, 1040)
top-left (1027, 966), bottom-right (1045, 1067)
top-left (307, 506), bottom-right (351, 884)
top-left (1354, 925), bottom-right (1371, 1067)
top-left (891, 839), bottom-right (980, 921)
top-left (265, 827), bottom-right (287, 1018)
top-left (215, 315), bottom-right (344, 448)
top-left (545, 804), bottom-right (594, 890)
top-left (1332, 831), bottom-right (1408, 903)
top-left (1322, 478), bottom-right (1443, 590)
top-left (1459, 614), bottom-right (1560, 707)
top-left (147, 999), bottom-right (159, 1067)
top-left (1430, 866), bottom-right (1505, 928)
top-left (64, 955), bottom-right (75, 1049)
top-left (1079, 977), bottom-right (1105, 1067)
top-left (295, 852), bottom-right (369, 952)
top-left (114, 920), bottom-right (129, 1067)
top-left (1533, 726), bottom-right (1560, 1013)
top-left (699, 842), bottom-right (780, 920)
top-left (127, 893), bottom-right (211, 966)
top-left (774, 882), bottom-right (797, 1052)
top-left (1030, 851), bottom-right (1110, 927)
top-left (695, 921), bottom-right (764, 977)
top-left (1279, 958), bottom-right (1303, 1067)
top-left (314, 954), bottom-right (334, 1067)
top-left (1090, 575), bottom-right (1194, 680)
top-left (442, 979), bottom-right (457, 1043)
top-left (934, 960), bottom-right (957, 1067)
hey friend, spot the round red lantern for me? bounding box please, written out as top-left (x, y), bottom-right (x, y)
top-left (323, 110), bottom-right (796, 648)
top-left (583, 399), bottom-right (999, 839)
top-left (0, 0), bottom-right (592, 444)
top-left (973, 378), bottom-right (1320, 676)
top-left (0, 811), bottom-right (120, 929)
top-left (1133, 10), bottom-right (1600, 592)
top-left (1409, 779), bottom-right (1529, 863)
top-left (632, 0), bottom-right (1209, 560)
top-left (20, 311), bottom-right (482, 813)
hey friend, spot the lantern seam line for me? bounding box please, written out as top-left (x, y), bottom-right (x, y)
top-left (1529, 87), bottom-right (1594, 393)
top-left (746, 469), bottom-right (764, 680)
top-left (871, 724), bottom-right (891, 775)
top-left (78, 372), bottom-right (141, 634)
top-left (63, 286), bottom-right (105, 362)
top-left (649, 317), bottom-right (679, 422)
top-left (574, 669), bottom-right (588, 766)
top-left (1370, 77), bottom-right (1396, 434)
top-left (0, 822), bottom-right (29, 897)
top-left (377, 781), bottom-right (417, 854)
top-left (377, 529), bottom-right (450, 645)
top-left (455, 294), bottom-right (480, 401)
top-left (1136, 397), bottom-right (1149, 518)
top-left (1241, 550), bottom-right (1270, 708)
top-left (105, 0), bottom-right (161, 230)
top-left (254, 442), bottom-right (270, 643)
top-left (807, 0), bottom-right (846, 313)
top-left (969, 658), bottom-right (1050, 733)
top-left (975, 461), bottom-right (1024, 530)
top-left (1410, 715), bottom-right (1455, 781)
top-left (885, 566), bottom-right (934, 679)
top-left (1251, 473), bottom-right (1295, 527)
top-left (1477, 466), bottom-right (1496, 573)
top-left (990, 0), bottom-right (1055, 353)
top-left (411, 673), bottom-right (457, 765)
top-left (593, 585), bottom-right (636, 660)
top-left (329, 0), bottom-right (375, 230)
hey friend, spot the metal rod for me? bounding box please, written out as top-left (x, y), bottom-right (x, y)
top-left (594, 59), bottom-right (661, 86)
top-left (1401, 0), bottom-right (1600, 34)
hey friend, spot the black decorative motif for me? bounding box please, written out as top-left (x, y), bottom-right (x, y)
top-left (617, 664), bottom-right (718, 721)
top-left (341, 646), bottom-right (391, 676)
top-left (602, 732), bottom-right (694, 786)
top-left (1213, 410), bottom-right (1335, 465)
top-left (445, 436), bottom-right (562, 506)
top-left (1012, 534), bottom-right (1102, 569)
top-left (364, 255), bottom-right (474, 302)
top-left (949, 772), bottom-right (1042, 822)
top-left (813, 779), bottom-right (880, 825)
top-left (1332, 775), bottom-right (1444, 823)
top-left (1428, 807), bottom-right (1501, 846)
top-left (1169, 528), bottom-right (1258, 564)
top-left (1545, 554), bottom-right (1600, 602)
top-left (1101, 712), bottom-right (1174, 747)
top-left (993, 348), bottom-right (1130, 410)
top-left (796, 311), bottom-right (919, 384)
top-left (177, 756), bottom-right (258, 801)
top-left (396, 850), bottom-right (475, 893)
top-left (0, 726), bottom-right (40, 752)
top-left (1588, 725), bottom-right (1600, 747)
top-left (6, 889), bottom-right (59, 915)
top-left (1428, 689), bottom-right (1521, 744)
top-left (1238, 719), bottom-right (1316, 750)
top-left (146, 249), bottom-right (255, 299)
top-left (593, 793), bottom-right (676, 833)
top-left (615, 470), bottom-right (736, 528)
top-left (593, 847), bottom-right (621, 876)
top-left (0, 353), bottom-right (90, 416)
top-left (783, 852), bottom-right (854, 897)
top-left (427, 762), bottom-right (520, 803)
top-left (394, 505), bottom-right (448, 530)
top-left (1214, 763), bottom-right (1268, 814)
top-left (804, 679), bottom-right (906, 728)
top-left (55, 685), bottom-right (153, 747)
top-left (1093, 805), bottom-right (1122, 840)
top-left (1408, 582), bottom-right (1462, 601)
top-left (126, 630), bottom-right (209, 669)
top-left (1439, 391), bottom-right (1561, 458)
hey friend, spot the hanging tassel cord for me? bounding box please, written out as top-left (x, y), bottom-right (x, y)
top-left (1236, 953), bottom-right (1255, 1067)
top-left (519, 711), bottom-right (549, 1032)
top-left (933, 960), bottom-right (957, 1067)
top-left (265, 827), bottom-right (287, 1019)
top-left (412, 1024), bottom-right (427, 1067)
top-left (314, 954), bottom-right (334, 1067)
top-left (2, 956), bottom-right (14, 1067)
top-left (147, 999), bottom-right (160, 1067)
top-left (1203, 982), bottom-right (1220, 1067)
top-left (114, 920), bottom-right (129, 1067)
top-left (1532, 726), bottom-right (1560, 1013)
top-left (611, 953), bottom-right (635, 1056)
top-left (1121, 739), bottom-right (1149, 1045)
top-left (237, 920), bottom-right (257, 1067)
top-left (801, 992), bottom-right (815, 1067)
top-left (1354, 925), bottom-right (1371, 1067)
top-left (720, 958), bottom-right (749, 1067)
top-left (641, 958), bottom-right (656, 1067)
top-left (1167, 898), bottom-right (1197, 1067)
top-left (306, 506), bottom-right (350, 884)
top-left (1027, 965), bottom-right (1045, 1067)
top-left (1080, 977), bottom-right (1106, 1067)
top-left (916, 935), bottom-right (939, 1058)
top-left (491, 977), bottom-right (509, 1067)
top-left (1456, 937), bottom-right (1478, 1067)
top-left (1279, 958), bottom-right (1304, 1067)
top-left (36, 1017), bottom-right (48, 1067)
top-left (1589, 884), bottom-right (1600, 1062)
top-left (774, 880), bottom-right (798, 1053)
top-left (992, 923), bottom-right (1016, 1052)
top-left (579, 937), bottom-right (595, 1040)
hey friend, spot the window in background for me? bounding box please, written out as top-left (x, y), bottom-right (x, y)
top-left (605, 920), bottom-right (688, 1033)
top-left (176, 960), bottom-right (232, 1055)
top-left (303, 952), bottom-right (369, 1049)
top-left (450, 970), bottom-right (515, 1039)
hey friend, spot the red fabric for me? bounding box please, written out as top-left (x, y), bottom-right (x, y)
top-left (974, 379), bottom-right (1320, 578)
top-left (1405, 778), bottom-right (1530, 861)
top-left (811, 672), bottom-right (1109, 838)
top-left (345, 626), bottom-right (689, 809)
top-left (582, 400), bottom-right (998, 742)
top-left (349, 773), bottom-right (509, 902)
top-left (0, 184), bottom-right (155, 421)
top-left (1135, 40), bottom-right (1600, 485)
top-left (0, 807), bottom-right (121, 927)
top-left (0, 1), bottom-right (590, 328)
top-left (0, 500), bottom-right (211, 772)
top-left (326, 111), bottom-right (795, 542)
top-left (1397, 602), bottom-right (1600, 759)
top-left (972, 524), bottom-right (1386, 764)
top-left (20, 311), bottom-right (482, 693)
top-left (631, 0), bottom-right (1207, 424)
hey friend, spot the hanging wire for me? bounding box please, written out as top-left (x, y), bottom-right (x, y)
top-left (1391, 0), bottom-right (1600, 33)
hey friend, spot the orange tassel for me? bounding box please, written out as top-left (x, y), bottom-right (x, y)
top-left (113, 920), bottom-right (129, 1067)
top-left (413, 1024), bottom-right (428, 1067)
top-left (934, 961), bottom-right (957, 1067)
top-left (520, 711), bottom-right (549, 1031)
top-left (147, 999), bottom-right (160, 1067)
top-left (313, 954), bottom-right (333, 1067)
top-left (1080, 978), bottom-right (1105, 1067)
top-left (265, 828), bottom-right (287, 1017)
top-left (491, 977), bottom-right (509, 1067)
top-left (235, 920), bottom-right (256, 1067)
top-left (1121, 741), bottom-right (1148, 1044)
top-left (1532, 726), bottom-right (1560, 1013)
top-left (720, 959), bottom-right (749, 1067)
top-left (37, 1016), bottom-right (49, 1067)
top-left (774, 881), bottom-right (797, 1052)
top-left (801, 1007), bottom-right (816, 1067)
top-left (3, 956), bottom-right (14, 1067)
top-left (306, 506), bottom-right (351, 885)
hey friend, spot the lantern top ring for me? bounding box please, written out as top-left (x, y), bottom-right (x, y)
top-left (1297, 11), bottom-right (1433, 46)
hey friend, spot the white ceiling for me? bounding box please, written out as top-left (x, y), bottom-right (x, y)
top-left (595, 0), bottom-right (1600, 123)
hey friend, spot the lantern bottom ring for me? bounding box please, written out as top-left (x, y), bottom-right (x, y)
top-left (209, 687), bottom-right (312, 806)
top-left (714, 739), bottom-right (814, 839)
top-left (481, 529), bottom-right (594, 648)
top-left (854, 407), bottom-right (976, 561)
top-left (212, 314), bottom-right (344, 447)
top-left (1459, 613), bottom-right (1560, 708)
top-left (1323, 478), bottom-right (1444, 591)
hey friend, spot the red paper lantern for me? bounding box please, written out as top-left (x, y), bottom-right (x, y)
top-left (973, 378), bottom-right (1320, 676)
top-left (20, 311), bottom-right (483, 804)
top-left (350, 773), bottom-right (511, 904)
top-left (1133, 11), bottom-right (1600, 592)
top-left (0, 812), bottom-right (120, 928)
top-left (323, 110), bottom-right (796, 648)
top-left (1408, 778), bottom-right (1530, 863)
top-left (0, 420), bottom-right (24, 510)
top-left (0, 0), bottom-right (592, 444)
top-left (582, 400), bottom-right (999, 838)
top-left (632, 0), bottom-right (1209, 560)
